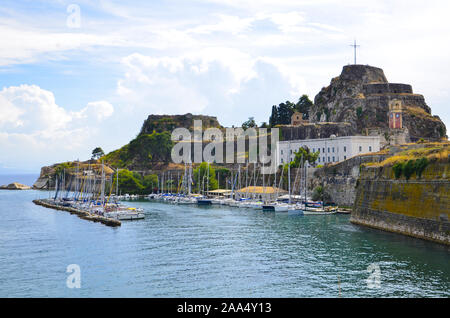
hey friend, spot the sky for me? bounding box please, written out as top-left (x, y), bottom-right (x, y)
top-left (0, 0), bottom-right (449, 173)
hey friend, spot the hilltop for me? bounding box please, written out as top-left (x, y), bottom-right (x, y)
top-left (102, 113), bottom-right (222, 170)
top-left (308, 64), bottom-right (447, 142)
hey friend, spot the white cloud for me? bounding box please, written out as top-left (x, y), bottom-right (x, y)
top-left (0, 0), bottom-right (449, 172)
top-left (75, 101), bottom-right (114, 121)
top-left (115, 52), bottom-right (298, 126)
top-left (0, 84), bottom-right (114, 171)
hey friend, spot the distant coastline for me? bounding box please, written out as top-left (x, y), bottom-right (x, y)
top-left (0, 174), bottom-right (39, 188)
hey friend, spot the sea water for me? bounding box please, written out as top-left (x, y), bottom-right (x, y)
top-left (0, 189), bottom-right (448, 297)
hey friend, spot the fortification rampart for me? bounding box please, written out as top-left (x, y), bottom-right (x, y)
top-left (363, 83), bottom-right (413, 95)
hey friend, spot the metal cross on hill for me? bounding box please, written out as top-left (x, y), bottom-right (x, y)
top-left (350, 40), bottom-right (360, 64)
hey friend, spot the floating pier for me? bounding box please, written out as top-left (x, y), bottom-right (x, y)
top-left (33, 199), bottom-right (121, 227)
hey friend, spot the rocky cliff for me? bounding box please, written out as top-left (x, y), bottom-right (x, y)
top-left (33, 161), bottom-right (114, 190)
top-left (139, 113), bottom-right (222, 135)
top-left (309, 65), bottom-right (447, 142)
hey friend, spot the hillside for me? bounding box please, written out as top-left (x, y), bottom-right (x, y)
top-left (102, 113), bottom-right (222, 170)
top-left (309, 65), bottom-right (447, 141)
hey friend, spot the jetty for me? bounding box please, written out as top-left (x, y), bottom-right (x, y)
top-left (33, 199), bottom-right (121, 227)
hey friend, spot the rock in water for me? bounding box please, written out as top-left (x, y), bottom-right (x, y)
top-left (0, 182), bottom-right (32, 190)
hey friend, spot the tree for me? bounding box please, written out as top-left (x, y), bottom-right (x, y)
top-left (290, 146), bottom-right (320, 168)
top-left (242, 117), bottom-right (256, 130)
top-left (92, 147), bottom-right (105, 160)
top-left (294, 95), bottom-right (313, 119)
top-left (269, 105), bottom-right (279, 127)
top-left (115, 169), bottom-right (145, 194)
top-left (143, 174), bottom-right (159, 192)
top-left (193, 162), bottom-right (218, 193)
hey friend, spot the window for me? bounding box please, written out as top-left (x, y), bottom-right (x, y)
top-left (281, 159), bottom-right (284, 163)
top-left (344, 146), bottom-right (347, 152)
top-left (328, 156), bottom-right (330, 162)
top-left (322, 148), bottom-right (325, 153)
top-left (369, 146), bottom-right (372, 152)
top-left (323, 157), bottom-right (325, 162)
top-left (332, 147), bottom-right (335, 153)
top-left (328, 147), bottom-right (330, 153)
top-left (313, 148), bottom-right (315, 153)
top-left (332, 156), bottom-right (335, 162)
top-left (344, 156), bottom-right (347, 160)
top-left (359, 146), bottom-right (362, 152)
top-left (318, 157), bottom-right (320, 162)
top-left (281, 150), bottom-right (283, 155)
top-left (290, 150), bottom-right (292, 154)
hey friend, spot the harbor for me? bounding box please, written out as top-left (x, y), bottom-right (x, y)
top-left (1, 189), bottom-right (448, 297)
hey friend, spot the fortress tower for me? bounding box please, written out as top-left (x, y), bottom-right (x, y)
top-left (389, 99), bottom-right (403, 129)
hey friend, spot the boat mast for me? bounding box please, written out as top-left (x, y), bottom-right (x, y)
top-left (288, 142), bottom-right (291, 204)
top-left (101, 160), bottom-right (105, 206)
top-left (116, 168), bottom-right (119, 196)
top-left (206, 162), bottom-right (209, 197)
top-left (188, 163), bottom-right (192, 195)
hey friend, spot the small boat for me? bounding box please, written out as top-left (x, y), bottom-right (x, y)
top-left (105, 211), bottom-right (145, 220)
top-left (197, 199), bottom-right (212, 205)
top-left (302, 207), bottom-right (337, 215)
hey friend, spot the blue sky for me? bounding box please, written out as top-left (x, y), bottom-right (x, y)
top-left (0, 0), bottom-right (449, 173)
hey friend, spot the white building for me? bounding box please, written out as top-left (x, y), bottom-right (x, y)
top-left (277, 135), bottom-right (381, 166)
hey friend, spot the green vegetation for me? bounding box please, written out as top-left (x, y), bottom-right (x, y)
top-left (311, 186), bottom-right (323, 201)
top-left (269, 95), bottom-right (313, 126)
top-left (393, 157), bottom-right (429, 180)
top-left (242, 117), bottom-right (256, 130)
top-left (193, 162), bottom-right (218, 193)
top-left (289, 146), bottom-right (320, 168)
top-left (214, 167), bottom-right (230, 188)
top-left (91, 147), bottom-right (105, 160)
top-left (55, 162), bottom-right (74, 176)
top-left (356, 106), bottom-right (363, 118)
top-left (113, 169), bottom-right (159, 194)
top-left (103, 131), bottom-right (173, 169)
top-left (311, 185), bottom-right (332, 203)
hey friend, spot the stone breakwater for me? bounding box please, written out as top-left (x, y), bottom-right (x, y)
top-left (351, 163), bottom-right (450, 245)
top-left (32, 199), bottom-right (121, 227)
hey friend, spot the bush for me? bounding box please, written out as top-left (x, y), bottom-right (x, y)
top-left (392, 157), bottom-right (429, 180)
top-left (311, 186), bottom-right (323, 201)
top-left (414, 157), bottom-right (428, 178)
top-left (393, 163), bottom-right (403, 179)
top-left (403, 160), bottom-right (415, 180)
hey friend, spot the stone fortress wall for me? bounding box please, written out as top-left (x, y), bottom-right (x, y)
top-left (363, 83), bottom-right (413, 95)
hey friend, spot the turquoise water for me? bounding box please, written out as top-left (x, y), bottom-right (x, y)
top-left (0, 190), bottom-right (449, 297)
